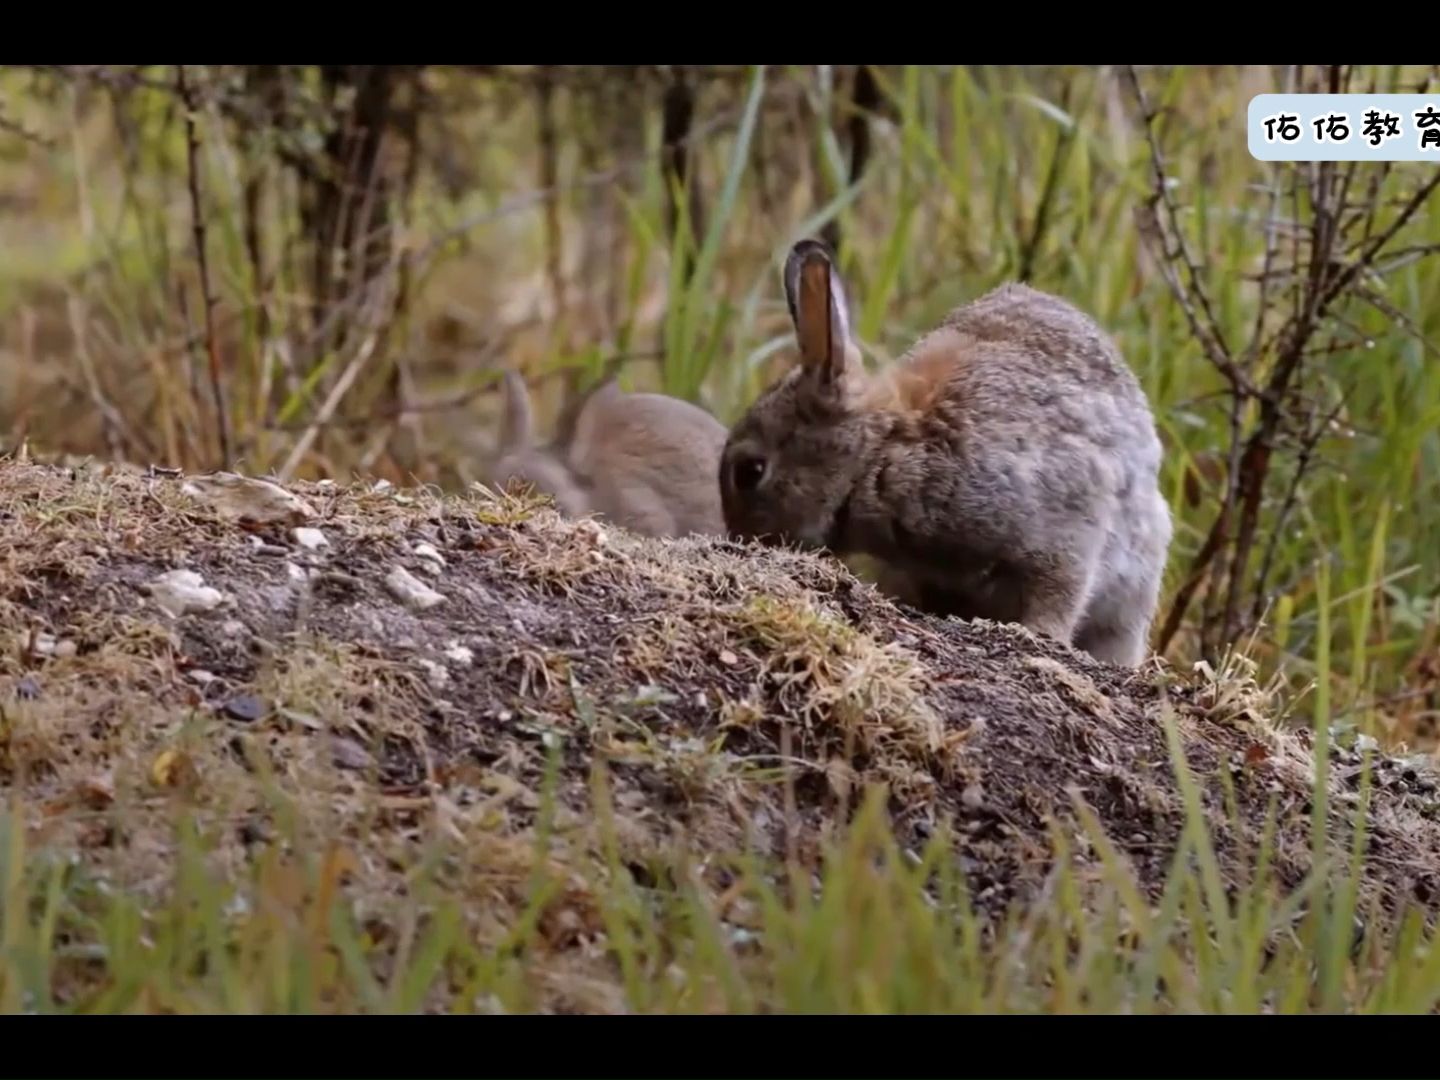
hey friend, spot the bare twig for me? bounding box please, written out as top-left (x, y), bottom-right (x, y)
top-left (1155, 505), bottom-right (1231, 655)
top-left (0, 102), bottom-right (55, 148)
top-left (278, 321), bottom-right (382, 482)
top-left (176, 65), bottom-right (232, 469)
top-left (1251, 396), bottom-right (1348, 621)
top-left (64, 296), bottom-right (147, 462)
top-left (1139, 63), bottom-right (1440, 658)
top-left (1123, 66), bottom-right (1249, 396)
top-left (1321, 171), bottom-right (1440, 315)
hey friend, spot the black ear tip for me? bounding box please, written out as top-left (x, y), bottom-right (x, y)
top-left (787, 237), bottom-right (834, 267)
top-left (782, 238), bottom-right (837, 320)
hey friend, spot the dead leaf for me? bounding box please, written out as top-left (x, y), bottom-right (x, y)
top-left (1022, 656), bottom-right (1115, 724)
top-left (311, 844), bottom-right (360, 936)
top-left (1245, 743), bottom-right (1270, 766)
top-left (79, 823), bottom-right (115, 848)
top-left (151, 749), bottom-right (196, 789)
top-left (78, 775), bottom-right (115, 809)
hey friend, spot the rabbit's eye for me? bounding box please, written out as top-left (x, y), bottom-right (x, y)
top-left (731, 455), bottom-right (768, 492)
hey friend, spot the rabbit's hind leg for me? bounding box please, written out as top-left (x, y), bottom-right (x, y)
top-left (1072, 501), bottom-right (1170, 667)
top-left (1009, 540), bottom-right (1104, 652)
top-left (1073, 564), bottom-right (1163, 667)
top-left (1073, 616), bottom-right (1148, 667)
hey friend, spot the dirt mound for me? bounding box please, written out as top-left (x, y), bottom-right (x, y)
top-left (2, 457), bottom-right (1438, 962)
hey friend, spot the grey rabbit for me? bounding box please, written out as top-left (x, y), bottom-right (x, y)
top-left (718, 239), bottom-right (1172, 667)
top-left (491, 371), bottom-right (729, 540)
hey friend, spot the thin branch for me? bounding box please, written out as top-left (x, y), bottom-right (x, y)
top-left (0, 102), bottom-right (55, 148)
top-left (1251, 396), bottom-right (1347, 621)
top-left (1122, 66), bottom-right (1249, 395)
top-left (1354, 286), bottom-right (1440, 360)
top-left (277, 316), bottom-right (382, 482)
top-left (1321, 172), bottom-right (1440, 317)
top-left (176, 65), bottom-right (232, 469)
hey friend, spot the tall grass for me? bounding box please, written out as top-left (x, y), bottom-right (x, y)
top-left (2, 708), bottom-right (1436, 1015)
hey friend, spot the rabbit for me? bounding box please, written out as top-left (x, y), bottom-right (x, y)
top-left (718, 239), bottom-right (1172, 667)
top-left (490, 370), bottom-right (730, 540)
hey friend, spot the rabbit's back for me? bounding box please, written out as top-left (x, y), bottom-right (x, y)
top-left (861, 282), bottom-right (1170, 665)
top-left (955, 284), bottom-right (1161, 510)
top-left (576, 393), bottom-right (727, 538)
top-left (874, 283), bottom-right (1160, 488)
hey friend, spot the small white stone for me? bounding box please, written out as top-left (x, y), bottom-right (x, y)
top-left (444, 644), bottom-right (475, 666)
top-left (574, 518), bottom-right (608, 548)
top-left (385, 566), bottom-right (445, 612)
top-left (147, 570), bottom-right (226, 618)
top-left (332, 737), bottom-right (374, 770)
top-left (26, 632), bottom-right (58, 656)
top-left (413, 542), bottom-right (446, 568)
top-left (418, 658), bottom-right (450, 689)
top-left (292, 527), bottom-right (328, 550)
top-left (188, 669), bottom-right (216, 685)
top-left (286, 562), bottom-right (311, 585)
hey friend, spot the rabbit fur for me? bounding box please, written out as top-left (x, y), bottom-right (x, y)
top-left (718, 239), bottom-right (1172, 667)
top-left (491, 371), bottom-right (729, 540)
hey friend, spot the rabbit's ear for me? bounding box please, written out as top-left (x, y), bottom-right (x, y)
top-left (566, 377), bottom-right (624, 466)
top-left (783, 239), bottom-right (855, 388)
top-left (499, 371), bottom-right (535, 454)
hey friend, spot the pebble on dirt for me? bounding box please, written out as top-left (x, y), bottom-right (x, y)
top-left (385, 566), bottom-right (446, 611)
top-left (145, 569), bottom-right (227, 618)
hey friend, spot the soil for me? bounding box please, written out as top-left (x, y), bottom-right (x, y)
top-left (3, 456), bottom-right (1440, 998)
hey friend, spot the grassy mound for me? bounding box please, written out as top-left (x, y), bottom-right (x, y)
top-left (2, 456), bottom-right (1439, 1012)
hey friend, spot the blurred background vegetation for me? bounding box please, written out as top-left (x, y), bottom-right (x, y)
top-left (1, 63), bottom-right (1438, 754)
